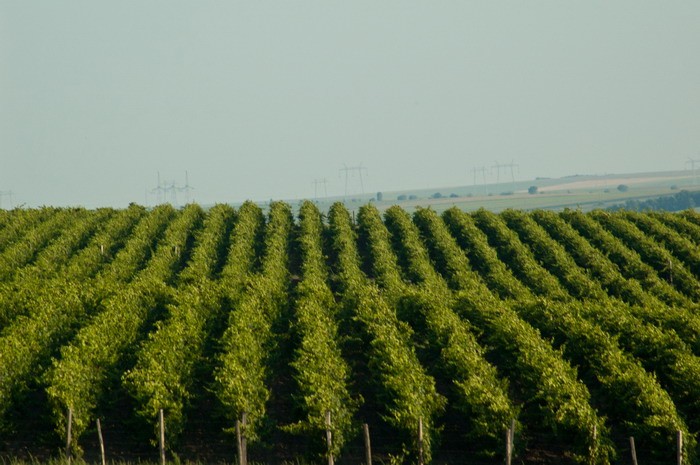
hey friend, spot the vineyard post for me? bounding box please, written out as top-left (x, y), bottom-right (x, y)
top-left (65, 407), bottom-right (73, 463)
top-left (418, 418), bottom-right (424, 465)
top-left (505, 428), bottom-right (510, 465)
top-left (505, 420), bottom-right (514, 465)
top-left (363, 423), bottom-right (372, 465)
top-left (592, 425), bottom-right (597, 460)
top-left (97, 418), bottom-right (106, 465)
top-left (507, 418), bottom-right (515, 465)
top-left (236, 419), bottom-right (242, 465)
top-left (629, 437), bottom-right (638, 465)
top-left (677, 430), bottom-right (683, 465)
top-left (241, 412), bottom-right (248, 465)
top-left (325, 410), bottom-right (334, 465)
top-left (159, 409), bottom-right (165, 465)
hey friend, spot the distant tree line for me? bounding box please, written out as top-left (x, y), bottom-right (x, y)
top-left (608, 189), bottom-right (700, 212)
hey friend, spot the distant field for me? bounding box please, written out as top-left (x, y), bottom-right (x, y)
top-left (303, 170), bottom-right (700, 215)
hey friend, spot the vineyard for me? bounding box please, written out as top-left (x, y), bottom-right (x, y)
top-left (2, 202), bottom-right (700, 464)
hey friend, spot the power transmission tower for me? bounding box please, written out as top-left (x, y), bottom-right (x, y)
top-left (686, 158), bottom-right (700, 185)
top-left (179, 171), bottom-right (195, 204)
top-left (505, 161), bottom-right (519, 183)
top-left (151, 172), bottom-right (166, 205)
top-left (339, 164), bottom-right (368, 198)
top-left (0, 190), bottom-right (14, 209)
top-left (166, 181), bottom-right (179, 205)
top-left (492, 161), bottom-right (519, 189)
top-left (312, 178), bottom-right (328, 201)
top-left (472, 166), bottom-right (489, 186)
top-left (151, 172), bottom-right (193, 206)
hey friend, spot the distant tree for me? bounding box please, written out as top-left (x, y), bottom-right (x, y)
top-left (528, 186), bottom-right (538, 195)
top-left (397, 194), bottom-right (407, 201)
top-left (607, 189), bottom-right (700, 212)
top-left (431, 192), bottom-right (443, 199)
top-left (449, 193), bottom-right (459, 198)
top-left (617, 184), bottom-right (629, 192)
top-left (409, 194), bottom-right (418, 200)
top-left (376, 192), bottom-right (383, 201)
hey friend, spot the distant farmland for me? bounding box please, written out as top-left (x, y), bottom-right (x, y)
top-left (305, 169), bottom-right (700, 215)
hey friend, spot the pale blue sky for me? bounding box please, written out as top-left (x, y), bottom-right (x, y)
top-left (2, 1), bottom-right (699, 207)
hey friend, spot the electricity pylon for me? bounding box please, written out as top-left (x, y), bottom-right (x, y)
top-left (312, 178), bottom-right (328, 201)
top-left (339, 164), bottom-right (368, 198)
top-left (686, 158), bottom-right (700, 185)
top-left (492, 161), bottom-right (519, 189)
top-left (472, 166), bottom-right (489, 186)
top-left (179, 171), bottom-right (194, 204)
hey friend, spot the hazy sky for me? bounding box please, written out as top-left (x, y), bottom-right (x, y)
top-left (2, 2), bottom-right (699, 208)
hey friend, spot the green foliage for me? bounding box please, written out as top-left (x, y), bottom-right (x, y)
top-left (561, 209), bottom-right (691, 307)
top-left (590, 210), bottom-right (700, 301)
top-left (124, 204), bottom-right (233, 444)
top-left (531, 209), bottom-right (653, 306)
top-left (0, 208), bottom-right (90, 281)
top-left (96, 204), bottom-right (177, 285)
top-left (382, 206), bottom-right (517, 449)
top-left (214, 201), bottom-right (292, 443)
top-left (43, 205), bottom-right (203, 451)
top-left (286, 201), bottom-right (357, 458)
top-left (441, 207), bottom-right (531, 300)
top-left (500, 209), bottom-right (606, 301)
top-left (623, 210), bottom-right (700, 283)
top-left (416, 208), bottom-right (609, 463)
top-left (472, 209), bottom-right (570, 301)
top-left (516, 298), bottom-right (693, 462)
top-left (4, 204), bottom-right (700, 463)
top-left (453, 293), bottom-right (611, 464)
top-left (568, 299), bottom-right (700, 432)
top-left (331, 203), bottom-right (446, 463)
top-left (0, 208), bottom-right (61, 256)
top-left (45, 280), bottom-right (174, 447)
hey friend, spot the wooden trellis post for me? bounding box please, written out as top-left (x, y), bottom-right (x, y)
top-left (159, 409), bottom-right (166, 465)
top-left (236, 413), bottom-right (248, 465)
top-left (97, 418), bottom-right (106, 465)
top-left (418, 418), bottom-right (424, 465)
top-left (65, 408), bottom-right (73, 463)
top-left (363, 423), bottom-right (372, 465)
top-left (506, 419), bottom-right (515, 465)
top-left (629, 437), bottom-right (638, 465)
top-left (326, 411), bottom-right (334, 465)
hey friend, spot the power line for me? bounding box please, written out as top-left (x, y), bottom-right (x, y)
top-left (339, 164), bottom-right (368, 198)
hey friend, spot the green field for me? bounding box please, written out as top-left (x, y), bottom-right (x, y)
top-left (1, 201), bottom-right (700, 464)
